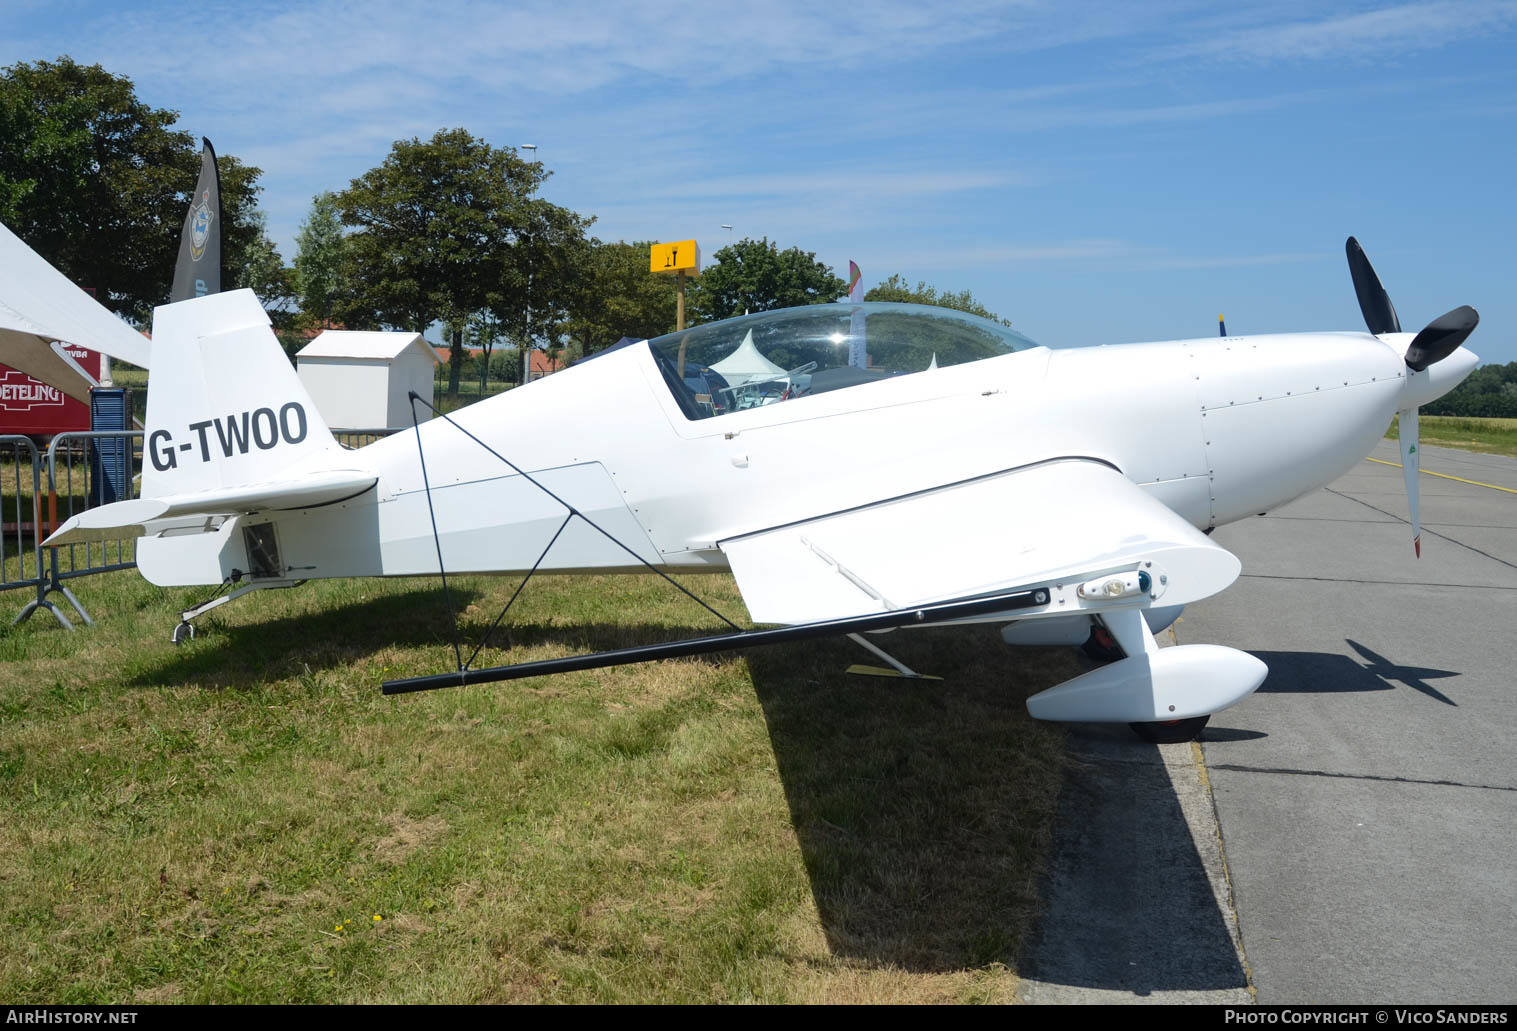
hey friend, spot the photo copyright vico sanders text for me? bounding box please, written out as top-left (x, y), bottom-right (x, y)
top-left (1226, 1013), bottom-right (1508, 1025)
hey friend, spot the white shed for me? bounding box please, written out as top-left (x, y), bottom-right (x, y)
top-left (295, 330), bottom-right (438, 429)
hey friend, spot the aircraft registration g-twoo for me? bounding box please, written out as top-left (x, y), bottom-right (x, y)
top-left (48, 238), bottom-right (1479, 742)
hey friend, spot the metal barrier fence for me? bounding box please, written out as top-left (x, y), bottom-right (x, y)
top-left (1, 435), bottom-right (60, 626)
top-left (46, 430), bottom-right (144, 593)
top-left (5, 427), bottom-right (403, 630)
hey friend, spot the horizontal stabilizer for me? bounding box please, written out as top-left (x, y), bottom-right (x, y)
top-left (44, 469), bottom-right (376, 547)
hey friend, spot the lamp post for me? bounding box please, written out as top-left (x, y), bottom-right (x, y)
top-left (721, 224), bottom-right (733, 249)
top-left (519, 144), bottom-right (538, 385)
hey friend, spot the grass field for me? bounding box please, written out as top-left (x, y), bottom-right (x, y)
top-left (1387, 414), bottom-right (1517, 459)
top-left (0, 565), bottom-right (1075, 1003)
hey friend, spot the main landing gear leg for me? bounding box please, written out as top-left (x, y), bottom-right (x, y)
top-left (1090, 610), bottom-right (1212, 744)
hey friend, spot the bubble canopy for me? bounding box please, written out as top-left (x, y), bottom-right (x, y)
top-left (646, 302), bottom-right (1041, 420)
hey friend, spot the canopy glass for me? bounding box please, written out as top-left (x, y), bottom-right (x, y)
top-left (645, 302), bottom-right (1039, 420)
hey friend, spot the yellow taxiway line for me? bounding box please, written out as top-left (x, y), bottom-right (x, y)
top-left (1367, 456), bottom-right (1517, 495)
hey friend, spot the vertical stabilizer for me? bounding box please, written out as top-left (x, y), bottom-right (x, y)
top-left (142, 290), bottom-right (342, 499)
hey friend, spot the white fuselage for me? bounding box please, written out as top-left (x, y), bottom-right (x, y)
top-left (137, 329), bottom-right (1472, 589)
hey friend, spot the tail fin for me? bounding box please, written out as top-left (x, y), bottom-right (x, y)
top-left (142, 290), bottom-right (342, 498)
top-left (44, 291), bottom-right (374, 547)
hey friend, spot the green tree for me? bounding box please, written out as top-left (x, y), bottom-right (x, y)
top-left (513, 195), bottom-right (594, 363)
top-left (864, 273), bottom-right (1011, 325)
top-left (467, 309), bottom-right (508, 393)
top-left (293, 191), bottom-right (345, 328)
top-left (687, 237), bottom-right (844, 323)
top-left (1425, 361), bottom-right (1517, 417)
top-left (225, 206), bottom-right (297, 341)
top-left (0, 57), bottom-right (281, 322)
top-left (334, 128), bottom-right (593, 399)
top-left (563, 239), bottom-right (679, 352)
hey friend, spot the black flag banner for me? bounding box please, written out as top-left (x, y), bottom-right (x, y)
top-left (170, 137), bottom-right (222, 303)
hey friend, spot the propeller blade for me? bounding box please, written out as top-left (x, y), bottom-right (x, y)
top-left (1398, 407), bottom-right (1422, 558)
top-left (1346, 237), bottom-right (1401, 335)
top-left (1404, 305), bottom-right (1480, 373)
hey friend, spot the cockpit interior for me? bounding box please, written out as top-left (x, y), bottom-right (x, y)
top-left (644, 302), bottom-right (1039, 420)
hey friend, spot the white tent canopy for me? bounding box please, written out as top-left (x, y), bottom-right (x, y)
top-left (710, 329), bottom-right (786, 386)
top-left (0, 220), bottom-right (153, 404)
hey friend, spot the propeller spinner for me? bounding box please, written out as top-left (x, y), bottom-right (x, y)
top-left (1345, 237), bottom-right (1479, 558)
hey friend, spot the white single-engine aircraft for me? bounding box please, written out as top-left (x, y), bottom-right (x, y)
top-left (48, 238), bottom-right (1479, 741)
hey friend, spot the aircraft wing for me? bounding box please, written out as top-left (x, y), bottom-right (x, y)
top-left (718, 459), bottom-right (1239, 625)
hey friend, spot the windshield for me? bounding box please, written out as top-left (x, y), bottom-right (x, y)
top-left (646, 302), bottom-right (1039, 420)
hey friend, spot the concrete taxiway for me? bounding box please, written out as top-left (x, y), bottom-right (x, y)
top-left (1020, 440), bottom-right (1517, 1003)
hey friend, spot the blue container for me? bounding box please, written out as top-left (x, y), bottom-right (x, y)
top-left (89, 388), bottom-right (133, 507)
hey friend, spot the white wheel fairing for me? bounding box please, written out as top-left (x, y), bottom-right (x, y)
top-left (1025, 644), bottom-right (1268, 722)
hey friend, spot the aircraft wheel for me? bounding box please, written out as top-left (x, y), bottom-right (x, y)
top-left (1128, 715), bottom-right (1210, 744)
top-left (1081, 623), bottom-right (1125, 663)
top-left (171, 621), bottom-right (195, 645)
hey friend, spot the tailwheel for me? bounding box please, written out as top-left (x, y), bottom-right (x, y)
top-left (1129, 715), bottom-right (1210, 744)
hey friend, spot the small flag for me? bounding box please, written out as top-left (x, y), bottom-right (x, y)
top-left (170, 138), bottom-right (222, 303)
top-left (846, 261), bottom-right (866, 368)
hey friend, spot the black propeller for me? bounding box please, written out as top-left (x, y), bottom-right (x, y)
top-left (1344, 236), bottom-right (1480, 559)
top-left (1404, 305), bottom-right (1480, 372)
top-left (1346, 236), bottom-right (1401, 335)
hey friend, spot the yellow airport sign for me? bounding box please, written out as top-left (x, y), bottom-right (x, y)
top-left (650, 240), bottom-right (701, 275)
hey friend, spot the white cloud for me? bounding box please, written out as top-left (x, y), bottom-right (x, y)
top-left (7, 0), bottom-right (1514, 331)
top-left (986, 93), bottom-right (1308, 131)
top-left (1161, 1), bottom-right (1517, 63)
top-left (44, 0), bottom-right (1044, 103)
top-left (1148, 252), bottom-right (1332, 269)
top-left (867, 239), bottom-right (1137, 270)
top-left (646, 169), bottom-right (1020, 201)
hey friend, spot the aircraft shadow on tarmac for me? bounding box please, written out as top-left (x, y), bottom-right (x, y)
top-left (1016, 725), bottom-right (1249, 994)
top-left (744, 629), bottom-right (1255, 989)
top-left (1198, 726), bottom-right (1268, 742)
top-left (1252, 643), bottom-right (1461, 706)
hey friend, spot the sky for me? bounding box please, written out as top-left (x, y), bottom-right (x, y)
top-left (5, 0), bottom-right (1516, 362)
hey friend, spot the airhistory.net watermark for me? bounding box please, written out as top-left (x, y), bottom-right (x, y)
top-left (5, 1013), bottom-right (137, 1024)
